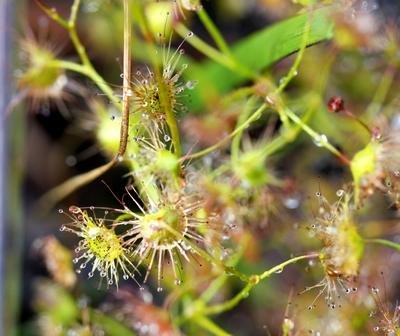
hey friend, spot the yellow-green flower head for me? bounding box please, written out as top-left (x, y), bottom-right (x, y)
top-left (122, 184), bottom-right (218, 292)
top-left (60, 206), bottom-right (139, 288)
top-left (304, 190), bottom-right (364, 309)
top-left (16, 35), bottom-right (74, 114)
top-left (351, 116), bottom-right (400, 207)
top-left (129, 122), bottom-right (180, 181)
top-left (132, 31), bottom-right (197, 122)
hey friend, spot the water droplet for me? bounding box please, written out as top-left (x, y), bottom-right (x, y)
top-left (312, 134), bottom-right (328, 147)
top-left (108, 280), bottom-right (113, 285)
top-left (283, 196), bottom-right (300, 209)
top-left (275, 267), bottom-right (283, 274)
top-left (65, 155), bottom-right (77, 167)
top-left (187, 31), bottom-right (194, 37)
top-left (164, 134), bottom-right (171, 142)
top-left (88, 272), bottom-right (94, 278)
top-left (73, 258), bottom-right (79, 264)
top-left (123, 274), bottom-right (129, 280)
top-left (186, 80), bottom-right (198, 90)
top-left (58, 209), bottom-right (64, 214)
top-left (75, 247), bottom-right (80, 253)
top-left (315, 192), bottom-right (322, 197)
top-left (371, 287), bottom-right (379, 294)
top-left (60, 225), bottom-right (66, 231)
top-left (174, 279), bottom-right (182, 285)
top-left (69, 205), bottom-right (80, 214)
top-left (265, 95), bottom-right (275, 105)
top-left (120, 73), bottom-right (124, 78)
top-left (100, 271), bottom-right (107, 277)
top-left (157, 287), bottom-right (163, 292)
top-left (336, 189), bottom-right (345, 197)
top-left (374, 326), bottom-right (380, 332)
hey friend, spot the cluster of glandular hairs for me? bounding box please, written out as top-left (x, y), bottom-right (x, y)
top-left (16, 33), bottom-right (71, 114)
top-left (303, 190), bottom-right (364, 309)
top-left (61, 30), bottom-right (223, 290)
top-left (60, 206), bottom-right (139, 288)
top-left (370, 285), bottom-right (400, 335)
top-left (121, 183), bottom-right (214, 291)
top-left (356, 116), bottom-right (400, 208)
top-left (61, 157), bottom-right (219, 290)
top-left (132, 31), bottom-right (197, 122)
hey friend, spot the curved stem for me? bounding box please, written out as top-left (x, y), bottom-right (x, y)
top-left (180, 103), bottom-right (267, 161)
top-left (284, 108), bottom-right (351, 165)
top-left (275, 18), bottom-right (310, 95)
top-left (49, 59), bottom-right (121, 110)
top-left (364, 238), bottom-right (400, 252)
top-left (199, 253), bottom-right (318, 316)
top-left (365, 64), bottom-right (396, 118)
top-left (193, 315), bottom-right (231, 336)
top-left (174, 23), bottom-right (258, 80)
top-left (197, 8), bottom-right (231, 56)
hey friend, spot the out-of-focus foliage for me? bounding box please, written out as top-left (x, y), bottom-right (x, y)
top-left (10, 0), bottom-right (400, 335)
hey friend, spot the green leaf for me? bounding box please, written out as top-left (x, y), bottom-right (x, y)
top-left (185, 7), bottom-right (334, 110)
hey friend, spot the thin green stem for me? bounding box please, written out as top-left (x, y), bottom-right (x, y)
top-left (69, 0), bottom-right (81, 26)
top-left (200, 253), bottom-right (318, 316)
top-left (275, 18), bottom-right (310, 95)
top-left (231, 97), bottom-right (257, 162)
top-left (48, 60), bottom-right (121, 110)
top-left (365, 65), bottom-right (396, 118)
top-left (175, 23), bottom-right (258, 80)
top-left (284, 108), bottom-right (350, 165)
top-left (161, 221), bottom-right (249, 282)
top-left (193, 316), bottom-right (231, 336)
top-left (259, 254), bottom-right (318, 280)
top-left (197, 8), bottom-right (231, 56)
top-left (69, 28), bottom-right (92, 67)
top-left (270, 18), bottom-right (310, 128)
top-left (34, 0), bottom-right (69, 29)
top-left (175, 23), bottom-right (233, 68)
top-left (181, 103), bottom-right (267, 161)
top-left (199, 235), bottom-right (249, 304)
top-left (202, 282), bottom-right (254, 316)
top-left (364, 238), bottom-right (400, 252)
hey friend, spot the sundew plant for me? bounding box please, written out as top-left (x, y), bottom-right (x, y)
top-left (7, 0), bottom-right (400, 335)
